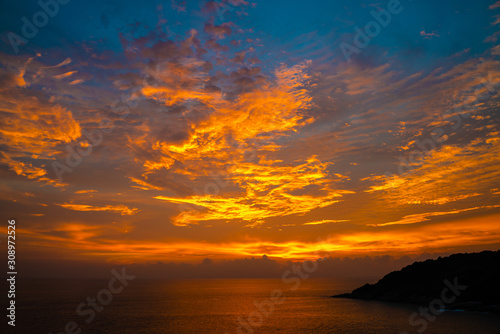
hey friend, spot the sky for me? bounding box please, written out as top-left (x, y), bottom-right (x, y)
top-left (0, 0), bottom-right (499, 276)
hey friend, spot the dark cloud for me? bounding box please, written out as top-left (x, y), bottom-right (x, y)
top-left (204, 22), bottom-right (232, 38)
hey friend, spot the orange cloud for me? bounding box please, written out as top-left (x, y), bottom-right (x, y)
top-left (57, 203), bottom-right (139, 215)
top-left (140, 61), bottom-right (314, 170)
top-left (303, 219), bottom-right (349, 225)
top-left (129, 177), bottom-right (163, 191)
top-left (365, 133), bottom-right (500, 206)
top-left (0, 153), bottom-right (68, 187)
top-left (369, 205), bottom-right (500, 227)
top-left (53, 71), bottom-right (77, 79)
top-left (155, 156), bottom-right (353, 226)
top-left (12, 214), bottom-right (500, 262)
top-left (0, 98), bottom-right (81, 155)
top-left (134, 61), bottom-right (354, 226)
top-left (0, 75), bottom-right (81, 186)
top-left (74, 189), bottom-right (98, 194)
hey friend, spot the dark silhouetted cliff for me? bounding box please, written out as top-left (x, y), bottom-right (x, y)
top-left (332, 250), bottom-right (500, 313)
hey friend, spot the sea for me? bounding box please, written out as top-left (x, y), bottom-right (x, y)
top-left (8, 278), bottom-right (500, 333)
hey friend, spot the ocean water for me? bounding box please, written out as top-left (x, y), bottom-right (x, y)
top-left (9, 278), bottom-right (500, 333)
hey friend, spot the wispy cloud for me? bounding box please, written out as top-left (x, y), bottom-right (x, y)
top-left (365, 134), bottom-right (500, 206)
top-left (370, 205), bottom-right (500, 227)
top-left (53, 71), bottom-right (77, 79)
top-left (303, 220), bottom-right (349, 225)
top-left (490, 1), bottom-right (500, 10)
top-left (57, 203), bottom-right (139, 216)
top-left (420, 30), bottom-right (440, 39)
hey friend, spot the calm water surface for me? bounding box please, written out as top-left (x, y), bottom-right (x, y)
top-left (12, 278), bottom-right (500, 333)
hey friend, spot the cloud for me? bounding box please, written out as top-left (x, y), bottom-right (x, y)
top-left (0, 97), bottom-right (80, 186)
top-left (53, 71), bottom-right (77, 79)
top-left (0, 153), bottom-right (67, 187)
top-left (171, 0), bottom-right (186, 12)
top-left (0, 56), bottom-right (86, 187)
top-left (69, 79), bottom-right (84, 85)
top-left (1, 0), bottom-right (500, 270)
top-left (140, 61), bottom-right (355, 226)
top-left (57, 203), bottom-right (139, 215)
top-left (244, 220), bottom-right (265, 228)
top-left (204, 22), bottom-right (232, 38)
top-left (43, 57), bottom-right (71, 68)
top-left (339, 63), bottom-right (396, 96)
top-left (364, 134), bottom-right (500, 206)
top-left (74, 189), bottom-right (98, 194)
top-left (420, 30), bottom-right (440, 39)
top-left (492, 44), bottom-right (500, 55)
top-left (156, 157), bottom-right (353, 226)
top-left (303, 220), bottom-right (350, 225)
top-left (490, 1), bottom-right (500, 10)
top-left (129, 177), bottom-right (164, 190)
top-left (370, 205), bottom-right (500, 227)
top-left (12, 213), bottom-right (500, 264)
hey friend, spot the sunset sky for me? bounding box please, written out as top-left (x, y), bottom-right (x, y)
top-left (1, 0), bottom-right (499, 269)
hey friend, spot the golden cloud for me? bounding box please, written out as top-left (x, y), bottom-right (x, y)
top-left (303, 219), bottom-right (350, 225)
top-left (365, 133), bottom-right (500, 206)
top-left (57, 203), bottom-right (139, 216)
top-left (132, 61), bottom-right (354, 226)
top-left (369, 205), bottom-right (500, 227)
top-left (0, 73), bottom-right (81, 186)
top-left (156, 156), bottom-right (353, 226)
top-left (13, 214), bottom-right (500, 262)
